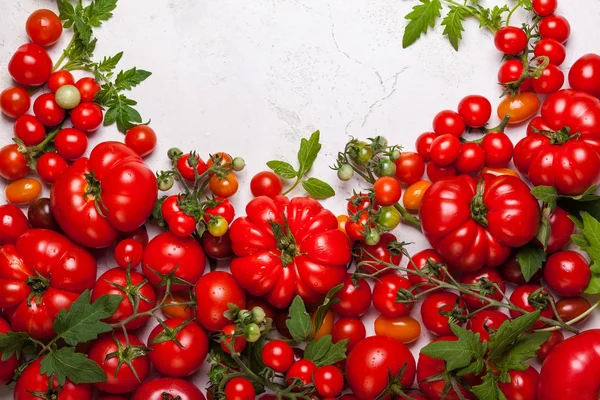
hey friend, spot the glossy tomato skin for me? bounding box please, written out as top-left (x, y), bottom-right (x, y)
top-left (415, 132), bottom-right (437, 161)
top-left (533, 207), bottom-right (574, 253)
top-left (230, 196), bottom-right (351, 309)
top-left (132, 378), bottom-right (205, 400)
top-left (125, 125), bottom-right (157, 157)
top-left (494, 26), bottom-right (528, 55)
top-left (262, 340), bottom-right (295, 373)
top-left (430, 134), bottom-right (461, 166)
top-left (48, 70), bottom-right (75, 93)
top-left (195, 271), bottom-right (246, 331)
top-left (467, 309), bottom-right (509, 342)
top-left (202, 232), bottom-right (233, 259)
top-left (0, 144), bottom-right (29, 180)
top-left (33, 93), bottom-right (65, 126)
top-left (286, 360), bottom-right (317, 386)
top-left (569, 54), bottom-right (600, 97)
top-left (0, 317), bottom-right (18, 384)
top-left (28, 198), bottom-right (60, 231)
top-left (458, 95), bottom-right (492, 128)
top-left (372, 274), bottom-right (413, 318)
top-left (314, 365), bottom-right (344, 397)
top-left (534, 38), bottom-right (566, 66)
top-left (374, 315), bottom-right (421, 344)
top-left (8, 44), bottom-right (53, 86)
top-left (251, 171), bottom-right (283, 197)
top-left (1, 87), bottom-right (30, 118)
top-left (54, 128), bottom-right (88, 160)
top-left (509, 284), bottom-right (553, 329)
top-left (70, 102), bottom-right (103, 132)
top-left (459, 268), bottom-right (505, 310)
top-left (433, 110), bottom-right (465, 137)
top-left (331, 317), bottom-right (366, 351)
top-left (533, 0), bottom-right (557, 16)
top-left (543, 250), bottom-right (590, 297)
top-left (357, 232), bottom-right (402, 275)
top-left (36, 152), bottom-right (68, 184)
top-left (407, 248), bottom-right (447, 291)
top-left (14, 358), bottom-right (92, 400)
top-left (26, 9), bottom-right (62, 46)
top-left (532, 64), bottom-right (564, 94)
top-left (498, 366), bottom-right (539, 400)
top-left (76, 77), bottom-right (101, 102)
top-left (51, 142), bottom-right (158, 248)
top-left (421, 292), bottom-right (467, 336)
top-left (426, 162), bottom-right (456, 183)
top-left (536, 330), bottom-right (563, 360)
top-left (556, 296), bottom-right (591, 325)
top-left (114, 238), bottom-right (143, 268)
top-left (455, 143), bottom-right (485, 175)
top-left (225, 377), bottom-right (255, 400)
top-left (331, 274), bottom-right (371, 317)
top-left (0, 229), bottom-right (96, 340)
top-left (346, 335), bottom-right (416, 400)
top-left (481, 132), bottom-right (513, 168)
top-left (0, 204), bottom-right (29, 245)
top-left (539, 15), bottom-right (570, 43)
top-left (420, 174), bottom-right (540, 271)
top-left (497, 92), bottom-right (540, 124)
top-left (6, 178), bottom-right (42, 205)
top-left (394, 152), bottom-right (425, 184)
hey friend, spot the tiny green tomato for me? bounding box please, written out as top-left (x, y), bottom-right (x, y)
top-left (245, 323), bottom-right (261, 343)
top-left (337, 164), bottom-right (354, 181)
top-left (377, 206), bottom-right (401, 231)
top-left (364, 229), bottom-right (381, 246)
top-left (232, 157), bottom-right (246, 171)
top-left (158, 175), bottom-right (174, 191)
top-left (167, 147), bottom-right (183, 160)
top-left (54, 85), bottom-right (81, 110)
top-left (376, 158), bottom-right (397, 177)
top-left (251, 307), bottom-right (266, 324)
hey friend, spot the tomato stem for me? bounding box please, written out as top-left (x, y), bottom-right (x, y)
top-left (52, 35), bottom-right (77, 72)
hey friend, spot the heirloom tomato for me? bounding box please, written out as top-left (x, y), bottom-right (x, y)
top-left (14, 358), bottom-right (92, 400)
top-left (133, 378), bottom-right (205, 400)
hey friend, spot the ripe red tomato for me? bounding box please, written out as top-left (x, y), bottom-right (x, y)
top-left (33, 93), bottom-right (65, 126)
top-left (14, 358), bottom-right (92, 400)
top-left (161, 195), bottom-right (196, 237)
top-left (407, 248), bottom-right (447, 291)
top-left (148, 318), bottom-right (208, 377)
top-left (455, 143), bottom-right (485, 175)
top-left (48, 70), bottom-right (75, 93)
top-left (533, 0), bottom-right (557, 16)
top-left (430, 134), bottom-right (461, 166)
top-left (314, 365), bottom-right (344, 397)
top-left (373, 273), bottom-right (413, 318)
top-left (415, 131), bottom-right (437, 161)
top-left (91, 267), bottom-right (157, 330)
top-left (533, 207), bottom-right (574, 253)
top-left (569, 54), bottom-right (600, 97)
top-left (534, 38), bottom-right (566, 66)
top-left (8, 43), bottom-right (53, 86)
top-left (195, 271), bottom-right (246, 331)
top-left (121, 225), bottom-right (149, 248)
top-left (499, 255), bottom-right (542, 285)
top-left (498, 366), bottom-right (539, 400)
top-left (481, 132), bottom-right (513, 168)
top-left (532, 64), bottom-right (564, 94)
top-left (421, 292), bottom-right (467, 336)
top-left (51, 142), bottom-right (158, 248)
top-left (539, 15), bottom-right (570, 43)
top-left (373, 176), bottom-right (402, 206)
top-left (466, 309), bottom-right (509, 342)
top-left (0, 317), bottom-right (18, 384)
top-left (262, 340), bottom-right (295, 373)
top-left (0, 229), bottom-right (96, 340)
top-left (556, 296), bottom-right (591, 325)
top-left (346, 335), bottom-right (416, 399)
top-left (14, 114), bottom-right (45, 146)
top-left (0, 204), bottom-right (29, 245)
top-left (125, 125), bottom-right (157, 157)
top-left (286, 359), bottom-right (318, 387)
top-left (498, 59), bottom-right (525, 86)
top-left (426, 162), bottom-right (456, 182)
top-left (331, 274), bottom-right (371, 317)
top-left (347, 192), bottom-right (375, 215)
top-left (433, 110), bottom-right (465, 137)
top-left (204, 198), bottom-right (235, 224)
top-left (133, 378), bottom-right (205, 400)
top-left (250, 171), bottom-right (283, 197)
top-left (0, 144), bottom-right (29, 180)
top-left (458, 95), bottom-right (492, 128)
top-left (25, 9), bottom-right (62, 46)
top-left (75, 77), bottom-right (101, 102)
top-left (544, 250), bottom-right (591, 297)
top-left (220, 323), bottom-right (246, 354)
top-left (494, 26), bottom-right (528, 55)
top-left (36, 152), bottom-right (67, 184)
top-left (225, 377), bottom-right (255, 400)
top-left (202, 232), bottom-right (233, 259)
top-left (1, 86), bottom-right (30, 118)
top-left (114, 238), bottom-right (143, 268)
top-left (394, 152), bottom-right (425, 184)
top-left (177, 153), bottom-right (207, 180)
top-left (509, 284), bottom-right (554, 329)
top-left (89, 333), bottom-right (150, 394)
top-left (70, 102), bottom-right (103, 133)
top-left (536, 330), bottom-right (563, 360)
top-left (54, 128), bottom-right (88, 160)
top-left (459, 268), bottom-right (506, 310)
top-left (357, 232), bottom-right (402, 275)
top-left (331, 317), bottom-right (366, 351)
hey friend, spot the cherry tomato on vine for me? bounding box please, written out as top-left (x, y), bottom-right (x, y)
top-left (426, 162), bottom-right (456, 182)
top-left (458, 95), bottom-right (492, 128)
top-left (225, 377), bottom-right (255, 400)
top-left (0, 205), bottom-right (29, 245)
top-left (430, 134), bottom-right (461, 166)
top-left (1, 87), bottom-right (30, 118)
top-left (262, 340), bottom-right (294, 373)
top-left (357, 232), bottom-right (402, 275)
top-left (539, 15), bottom-right (571, 43)
top-left (421, 291), bottom-right (467, 336)
top-left (75, 77), bottom-right (101, 102)
top-left (0, 144), bottom-right (29, 181)
top-left (332, 274), bottom-right (372, 317)
top-left (8, 43), bottom-right (53, 86)
top-left (407, 248), bottom-right (447, 291)
top-left (455, 142), bottom-right (485, 174)
top-left (403, 180), bottom-right (432, 211)
top-left (206, 152), bottom-right (233, 172)
top-left (394, 152), bottom-right (425, 184)
top-left (533, 0), bottom-right (557, 16)
top-left (209, 172), bottom-right (239, 198)
top-left (204, 198), bottom-right (235, 224)
top-left (373, 176), bottom-right (401, 206)
top-left (162, 196), bottom-right (196, 237)
top-left (125, 125), bottom-right (157, 157)
top-left (48, 70), bottom-right (75, 93)
top-left (460, 268), bottom-right (506, 310)
top-left (494, 26), bottom-right (528, 55)
top-left (498, 59), bottom-right (526, 86)
top-left (374, 315), bottom-right (421, 344)
top-left (70, 102), bottom-right (103, 132)
top-left (534, 38), bottom-right (566, 66)
top-left (286, 360), bottom-right (317, 387)
top-left (536, 330), bottom-right (563, 359)
top-left (177, 153), bottom-right (207, 180)
top-left (161, 292), bottom-right (195, 320)
top-left (377, 205), bottom-right (401, 231)
top-left (207, 216), bottom-right (229, 237)
top-left (33, 93), bottom-right (65, 126)
top-left (433, 110), bottom-right (465, 137)
top-left (314, 366), bottom-right (344, 397)
top-left (509, 284), bottom-right (554, 329)
top-left (481, 132), bottom-right (513, 168)
top-left (555, 297), bottom-right (591, 325)
top-left (54, 128), bottom-right (88, 160)
top-left (347, 192), bottom-right (374, 215)
top-left (201, 231), bottom-right (233, 259)
top-left (415, 131), bottom-right (437, 161)
top-left (467, 309), bottom-right (510, 342)
top-left (497, 92), bottom-right (540, 124)
top-left (372, 273), bottom-right (413, 318)
top-left (26, 9), bottom-right (62, 46)
top-left (498, 367), bottom-right (539, 400)
top-left (331, 317), bottom-right (366, 351)
top-left (5, 178), bottom-right (42, 205)
top-left (544, 250), bottom-right (591, 297)
top-left (250, 171), bottom-right (283, 197)
top-left (532, 64), bottom-right (564, 94)
top-left (114, 238), bottom-right (143, 268)
top-left (14, 114), bottom-right (45, 146)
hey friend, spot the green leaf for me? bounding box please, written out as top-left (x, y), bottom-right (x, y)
top-left (471, 373), bottom-right (505, 400)
top-left (421, 324), bottom-right (486, 372)
top-left (57, 0), bottom-right (76, 22)
top-left (53, 291), bottom-right (122, 346)
top-left (488, 311), bottom-right (540, 360)
top-left (304, 335), bottom-right (348, 367)
top-left (312, 284), bottom-right (344, 335)
top-left (570, 185), bottom-right (600, 202)
top-left (0, 332), bottom-right (34, 361)
top-left (104, 95), bottom-right (143, 133)
top-left (531, 186), bottom-right (558, 209)
top-left (516, 244), bottom-right (546, 282)
top-left (285, 296), bottom-right (313, 342)
top-left (498, 332), bottom-right (550, 373)
top-left (114, 68), bottom-right (152, 91)
top-left (571, 233), bottom-right (589, 248)
top-left (585, 273), bottom-right (600, 294)
top-left (477, 5), bottom-right (509, 31)
top-left (297, 130), bottom-right (322, 177)
top-left (96, 52), bottom-right (123, 73)
top-left (441, 6), bottom-right (467, 51)
top-left (402, 0), bottom-right (442, 48)
top-left (536, 207), bottom-right (551, 251)
top-left (84, 0), bottom-right (118, 27)
top-left (40, 347), bottom-right (106, 385)
top-left (582, 212), bottom-right (600, 249)
top-left (267, 160), bottom-right (297, 179)
top-left (302, 178), bottom-right (335, 199)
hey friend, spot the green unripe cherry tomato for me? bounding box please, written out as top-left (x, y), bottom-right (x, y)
top-left (245, 323), bottom-right (261, 343)
top-left (232, 157), bottom-right (246, 171)
top-left (351, 141), bottom-right (373, 165)
top-left (337, 164), bottom-right (354, 181)
top-left (158, 175), bottom-right (174, 191)
top-left (251, 307), bottom-right (266, 324)
top-left (377, 206), bottom-right (401, 231)
top-left (55, 85), bottom-right (81, 110)
top-left (364, 229), bottom-right (381, 246)
top-left (376, 158), bottom-right (397, 177)
top-left (207, 216), bottom-right (228, 237)
top-left (391, 150), bottom-right (401, 160)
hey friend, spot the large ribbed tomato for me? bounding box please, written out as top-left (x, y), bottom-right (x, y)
top-left (51, 142), bottom-right (158, 248)
top-left (419, 174), bottom-right (540, 272)
top-left (229, 196), bottom-right (351, 308)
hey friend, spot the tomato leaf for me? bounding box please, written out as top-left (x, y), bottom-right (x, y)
top-left (516, 244), bottom-right (546, 282)
top-left (266, 160), bottom-right (297, 179)
top-left (441, 6), bottom-right (467, 51)
top-left (402, 0), bottom-right (442, 49)
top-left (40, 347), bottom-right (106, 385)
top-left (420, 323), bottom-right (486, 372)
top-left (476, 4), bottom-right (509, 31)
top-left (84, 0), bottom-right (118, 27)
top-left (302, 178), bottom-right (335, 199)
top-left (487, 311), bottom-right (540, 360)
top-left (53, 291), bottom-right (122, 346)
top-left (496, 332), bottom-right (550, 379)
top-left (96, 52), bottom-right (123, 75)
top-left (312, 284), bottom-right (344, 334)
top-left (297, 130), bottom-right (322, 178)
top-left (114, 67), bottom-right (152, 91)
top-left (0, 332), bottom-right (35, 362)
top-left (536, 206), bottom-right (552, 251)
top-left (471, 372), bottom-right (506, 400)
top-left (572, 212), bottom-right (600, 293)
top-left (531, 185), bottom-right (558, 210)
top-left (285, 296), bottom-right (313, 342)
top-left (304, 335), bottom-right (348, 367)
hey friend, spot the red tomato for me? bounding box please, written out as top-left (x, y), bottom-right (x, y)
top-left (357, 232), bottom-right (402, 275)
top-left (250, 171), bottom-right (283, 197)
top-left (455, 143), bottom-right (485, 175)
top-left (204, 198), bottom-right (235, 224)
top-left (372, 273), bottom-right (413, 318)
top-left (54, 128), bottom-right (88, 160)
top-left (75, 77), bottom-right (101, 102)
top-left (499, 255), bottom-right (542, 285)
top-left (467, 309), bottom-right (510, 342)
top-left (499, 366), bottom-right (539, 400)
top-left (533, 207), bottom-right (574, 253)
top-left (14, 114), bottom-right (45, 146)
top-left (331, 274), bottom-right (371, 318)
top-left (426, 161), bottom-right (456, 182)
top-left (51, 142), bottom-right (158, 248)
top-left (430, 134), bottom-right (461, 166)
top-left (286, 359), bottom-right (318, 387)
top-left (148, 318), bottom-right (208, 377)
top-left (225, 377), bottom-right (255, 400)
top-left (230, 196), bottom-right (351, 308)
top-left (195, 271), bottom-right (246, 331)
top-left (532, 64), bottom-right (564, 94)
top-left (1, 86), bottom-right (30, 118)
top-left (498, 59), bottom-right (526, 86)
top-left (407, 248), bottom-right (447, 291)
top-left (459, 268), bottom-right (505, 310)
top-left (27, 198), bottom-right (59, 231)
top-left (494, 26), bottom-right (528, 55)
top-left (331, 317), bottom-right (366, 351)
top-left (262, 340), bottom-right (295, 373)
top-left (533, 0), bottom-right (557, 16)
top-left (125, 125), bottom-right (157, 157)
top-left (25, 9), bottom-right (62, 46)
top-left (347, 192), bottom-right (374, 215)
top-left (70, 102), bottom-right (103, 133)
top-left (481, 132), bottom-right (513, 168)
top-left (544, 250), bottom-right (591, 297)
top-left (534, 38), bottom-right (566, 66)
top-left (556, 296), bottom-right (591, 325)
top-left (433, 110), bottom-right (465, 137)
top-left (0, 144), bottom-right (29, 180)
top-left (89, 333), bottom-right (150, 394)
top-left (0, 317), bottom-right (18, 384)
top-left (14, 358), bottom-right (92, 400)
top-left (373, 176), bottom-right (402, 205)
top-left (415, 132), bottom-right (437, 161)
top-left (161, 195), bottom-right (196, 237)
top-left (219, 323), bottom-right (246, 354)
top-left (133, 378), bottom-right (205, 400)
top-left (458, 95), bottom-right (492, 128)
top-left (0, 204), bottom-right (29, 245)
top-left (569, 54), bottom-right (600, 97)
top-left (314, 365), bottom-right (344, 397)
top-left (114, 238), bottom-right (143, 268)
top-left (0, 229), bottom-right (96, 340)
top-left (536, 329), bottom-right (563, 360)
top-left (36, 152), bottom-right (67, 184)
top-left (142, 232), bottom-right (206, 291)
top-left (201, 232), bottom-right (234, 259)
top-left (176, 153), bottom-right (207, 181)
top-left (8, 43), bottom-right (53, 86)
top-left (420, 175), bottom-right (540, 271)
top-left (539, 15), bottom-right (570, 43)
top-left (394, 152), bottom-right (425, 184)
top-left (48, 70), bottom-right (75, 93)
top-left (121, 226), bottom-right (149, 248)
top-left (421, 292), bottom-right (467, 336)
top-left (33, 93), bottom-right (65, 126)
top-left (509, 284), bottom-right (554, 329)
top-left (346, 335), bottom-right (416, 399)
top-left (91, 268), bottom-right (156, 330)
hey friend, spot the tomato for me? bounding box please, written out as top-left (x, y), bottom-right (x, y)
top-left (346, 335), bottom-right (416, 399)
top-left (286, 359), bottom-right (317, 387)
top-left (25, 9), bottom-right (62, 46)
top-left (420, 174), bottom-right (540, 271)
top-left (421, 292), bottom-right (467, 336)
top-left (373, 176), bottom-right (402, 206)
top-left (533, 64), bottom-right (564, 94)
top-left (209, 172), bottom-right (239, 197)
top-left (314, 365), bottom-right (344, 397)
top-left (161, 195), bottom-right (197, 237)
top-left (455, 143), bottom-right (485, 174)
top-left (33, 93), bottom-right (65, 126)
top-left (1, 86), bottom-right (30, 118)
top-left (311, 310), bottom-right (334, 340)
top-left (407, 248), bottom-right (447, 291)
top-left (481, 167), bottom-right (519, 178)
top-left (536, 329), bottom-right (563, 360)
top-left (75, 77), bottom-right (102, 102)
top-left (467, 309), bottom-right (509, 342)
top-left (374, 315), bottom-right (420, 344)
top-left (426, 162), bottom-right (456, 182)
top-left (161, 292), bottom-right (195, 319)
top-left (0, 205), bottom-right (29, 245)
top-left (51, 142), bottom-right (157, 248)
top-left (6, 178), bottom-right (42, 205)
top-left (250, 171), bottom-right (283, 197)
top-left (494, 26), bottom-right (528, 55)
top-left (176, 153), bottom-right (207, 180)
top-left (125, 125), bottom-right (157, 157)
top-left (89, 333), bottom-right (150, 394)
top-left (133, 378), bottom-right (205, 400)
top-left (14, 114), bottom-right (45, 145)
top-left (142, 232), bottom-right (206, 291)
top-left (459, 268), bottom-right (505, 310)
top-left (534, 38), bottom-right (566, 66)
top-left (498, 59), bottom-right (525, 86)
top-left (533, 0), bottom-right (557, 16)
top-left (262, 340), bottom-right (294, 373)
top-left (223, 377), bottom-right (255, 400)
top-left (569, 54), bottom-right (600, 97)
top-left (204, 198), bottom-right (235, 224)
top-left (48, 70), bottom-right (75, 93)
top-left (148, 318), bottom-right (208, 377)
top-left (230, 196), bottom-right (350, 308)
top-left (509, 284), bottom-right (553, 329)
top-left (539, 15), bottom-right (570, 43)
top-left (36, 152), bottom-right (67, 184)
top-left (498, 366), bottom-right (539, 400)
top-left (544, 250), bottom-right (590, 297)
top-left (0, 144), bottom-right (29, 180)
top-left (114, 238), bottom-right (143, 268)
top-left (533, 207), bottom-right (574, 253)
top-left (556, 296), bottom-right (591, 325)
top-left (0, 229), bottom-right (96, 339)
top-left (433, 110), bottom-right (465, 137)
top-left (27, 197), bottom-right (59, 231)
top-left (0, 317), bottom-right (18, 384)
top-left (415, 132), bottom-right (437, 161)
top-left (394, 152), bottom-right (425, 184)
top-left (430, 134), bottom-right (461, 166)
top-left (357, 232), bottom-right (402, 275)
top-left (497, 92), bottom-right (540, 124)
top-left (458, 95), bottom-right (492, 128)
top-left (70, 102), bottom-right (103, 132)
top-left (202, 231), bottom-right (233, 259)
top-left (372, 274), bottom-right (413, 318)
top-left (402, 180), bottom-right (431, 211)
top-left (207, 216), bottom-right (228, 237)
top-left (8, 43), bottom-right (53, 86)
top-left (499, 255), bottom-right (541, 285)
top-left (121, 225), bottom-right (149, 248)
top-left (376, 205), bottom-right (400, 232)
top-left (195, 271), bottom-right (245, 331)
top-left (347, 192), bottom-right (374, 215)
top-left (331, 317), bottom-right (366, 351)
top-left (91, 267), bottom-right (156, 330)
top-left (54, 128), bottom-right (88, 160)
top-left (481, 132), bottom-right (513, 168)
top-left (332, 274), bottom-right (371, 317)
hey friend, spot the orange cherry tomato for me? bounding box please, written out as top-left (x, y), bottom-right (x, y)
top-left (337, 214), bottom-right (349, 235)
top-left (161, 292), bottom-right (195, 319)
top-left (209, 172), bottom-right (239, 198)
top-left (5, 178), bottom-right (42, 205)
top-left (374, 315), bottom-right (421, 344)
top-left (206, 152), bottom-right (233, 174)
top-left (311, 311), bottom-right (334, 340)
top-left (497, 92), bottom-right (540, 125)
top-left (482, 167), bottom-right (520, 178)
top-left (402, 180), bottom-right (432, 211)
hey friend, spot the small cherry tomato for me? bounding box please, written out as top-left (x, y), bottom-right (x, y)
top-left (206, 152), bottom-right (233, 173)
top-left (533, 0), bottom-right (557, 16)
top-left (372, 274), bottom-right (413, 318)
top-left (467, 309), bottom-right (510, 342)
top-left (426, 162), bottom-right (456, 182)
top-left (544, 250), bottom-right (591, 297)
top-left (48, 70), bottom-right (75, 93)
top-left (262, 340), bottom-right (294, 373)
top-left (374, 315), bottom-right (421, 344)
top-left (373, 176), bottom-right (402, 206)
top-left (286, 360), bottom-right (318, 387)
top-left (331, 317), bottom-right (366, 351)
top-left (536, 330), bottom-right (563, 360)
top-left (415, 132), bottom-right (437, 161)
top-left (161, 293), bottom-right (195, 320)
top-left (0, 144), bottom-right (29, 181)
top-left (209, 172), bottom-right (239, 198)
top-left (5, 178), bottom-right (42, 205)
top-left (498, 367), bottom-right (539, 400)
top-left (121, 226), bottom-right (149, 248)
top-left (494, 26), bottom-right (528, 55)
top-left (36, 152), bottom-right (67, 184)
top-left (70, 102), bottom-right (103, 132)
top-left (403, 180), bottom-right (432, 211)
top-left (555, 297), bottom-right (591, 325)
top-left (75, 77), bottom-right (101, 102)
top-left (314, 365), bottom-right (344, 397)
top-left (497, 92), bottom-right (540, 124)
top-left (430, 134), bottom-right (461, 166)
top-left (201, 231), bottom-right (234, 259)
top-left (311, 311), bottom-right (334, 340)
top-left (55, 85), bottom-right (81, 110)
top-left (26, 9), bottom-right (62, 46)
top-left (460, 268), bottom-right (506, 310)
top-left (394, 152), bottom-right (425, 184)
top-left (421, 291), bottom-right (467, 336)
top-left (54, 128), bottom-right (88, 160)
top-left (539, 15), bottom-right (570, 43)
top-left (357, 232), bottom-right (403, 275)
top-left (33, 93), bottom-right (65, 126)
top-left (455, 142), bottom-right (485, 174)
top-left (332, 274), bottom-right (372, 318)
top-left (27, 197), bottom-right (59, 231)
top-left (125, 125), bottom-right (157, 157)
top-left (407, 248), bottom-right (448, 291)
top-left (250, 171), bottom-right (283, 198)
top-left (114, 238), bottom-right (144, 268)
top-left (14, 114), bottom-right (45, 146)
top-left (458, 95), bottom-right (492, 128)
top-left (177, 153), bottom-right (208, 180)
top-left (207, 216), bottom-right (229, 237)
top-left (0, 204), bottom-right (29, 245)
top-left (509, 284), bottom-right (553, 329)
top-left (534, 38), bottom-right (566, 66)
top-left (1, 87), bottom-right (30, 118)
top-left (224, 377), bottom-right (255, 400)
top-left (498, 59), bottom-right (526, 87)
top-left (432, 110), bottom-right (465, 137)
top-left (220, 324), bottom-right (247, 354)
top-left (8, 44), bottom-right (53, 86)
top-left (481, 132), bottom-right (513, 168)
top-left (534, 207), bottom-right (574, 254)
top-left (377, 205), bottom-right (401, 231)
top-left (204, 198), bottom-right (235, 224)
top-left (532, 64), bottom-right (564, 94)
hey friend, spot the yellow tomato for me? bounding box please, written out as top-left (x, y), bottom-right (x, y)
top-left (311, 310), bottom-right (334, 340)
top-left (374, 315), bottom-right (421, 344)
top-left (482, 167), bottom-right (520, 178)
top-left (497, 92), bottom-right (540, 125)
top-left (5, 178), bottom-right (42, 205)
top-left (402, 180), bottom-right (432, 211)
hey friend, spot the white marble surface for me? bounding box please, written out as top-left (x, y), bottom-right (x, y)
top-left (1, 0), bottom-right (600, 398)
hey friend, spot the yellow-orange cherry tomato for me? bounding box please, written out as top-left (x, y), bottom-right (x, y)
top-left (497, 92), bottom-right (540, 125)
top-left (209, 172), bottom-right (239, 198)
top-left (311, 310), bottom-right (334, 340)
top-left (482, 167), bottom-right (520, 178)
top-left (5, 178), bottom-right (42, 205)
top-left (402, 180), bottom-right (432, 211)
top-left (337, 214), bottom-right (349, 235)
top-left (374, 315), bottom-right (421, 344)
top-left (161, 293), bottom-right (195, 319)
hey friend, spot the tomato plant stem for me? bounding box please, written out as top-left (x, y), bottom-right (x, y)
top-left (53, 35), bottom-right (76, 72)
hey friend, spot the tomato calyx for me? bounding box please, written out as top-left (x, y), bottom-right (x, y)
top-left (470, 178), bottom-right (488, 227)
top-left (159, 393), bottom-right (182, 400)
top-left (25, 273), bottom-right (50, 306)
top-left (533, 125), bottom-right (579, 145)
top-left (106, 267), bottom-right (155, 307)
top-left (83, 171), bottom-right (109, 217)
top-left (144, 264), bottom-right (194, 292)
top-left (420, 370), bottom-right (471, 400)
top-left (465, 277), bottom-right (500, 299)
top-left (25, 375), bottom-right (63, 400)
top-left (527, 287), bottom-right (552, 311)
top-left (269, 219), bottom-right (300, 267)
top-left (105, 335), bottom-right (152, 383)
top-left (438, 301), bottom-right (469, 325)
top-left (149, 318), bottom-right (193, 347)
top-left (375, 363), bottom-right (413, 400)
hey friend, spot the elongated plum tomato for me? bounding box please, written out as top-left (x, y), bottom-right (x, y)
top-left (5, 178), bottom-right (42, 205)
top-left (374, 315), bottom-right (421, 344)
top-left (497, 92), bottom-right (540, 124)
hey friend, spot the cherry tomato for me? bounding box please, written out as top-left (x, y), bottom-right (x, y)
top-left (161, 292), bottom-right (195, 320)
top-left (36, 152), bottom-right (67, 184)
top-left (421, 291), bottom-right (467, 336)
top-left (498, 59), bottom-right (526, 86)
top-left (25, 9), bottom-right (62, 46)
top-left (460, 268), bottom-right (506, 310)
top-left (373, 176), bottom-right (402, 206)
top-left (311, 310), bottom-right (334, 340)
top-left (75, 77), bottom-right (101, 102)
top-left (262, 340), bottom-right (294, 373)
top-left (177, 153), bottom-right (208, 180)
top-left (556, 297), bottom-right (591, 325)
top-left (426, 162), bottom-right (456, 182)
top-left (481, 132), bottom-right (513, 168)
top-left (532, 64), bottom-right (564, 94)
top-left (1, 86), bottom-right (30, 118)
top-left (416, 131), bottom-right (437, 161)
top-left (48, 70), bottom-right (75, 93)
top-left (55, 85), bottom-right (81, 110)
top-left (125, 125), bottom-right (157, 157)
top-left (0, 144), bottom-right (28, 180)
top-left (357, 232), bottom-right (402, 275)
top-left (455, 142), bottom-right (485, 174)
top-left (207, 216), bottom-right (228, 237)
top-left (433, 110), bottom-right (465, 137)
top-left (536, 330), bottom-right (563, 359)
top-left (407, 248), bottom-right (447, 291)
top-left (70, 102), bottom-right (103, 132)
top-left (332, 274), bottom-right (372, 317)
top-left (114, 238), bottom-right (144, 268)
top-left (498, 366), bottom-right (539, 400)
top-left (539, 15), bottom-right (570, 43)
top-left (374, 315), bottom-right (420, 344)
top-left (8, 43), bottom-right (53, 86)
top-left (394, 152), bottom-right (425, 184)
top-left (14, 114), bottom-right (45, 146)
top-left (54, 128), bottom-right (88, 160)
top-left (250, 171), bottom-right (283, 197)
top-left (209, 172), bottom-right (239, 197)
top-left (314, 366), bottom-right (344, 397)
top-left (286, 360), bottom-right (318, 387)
top-left (27, 197), bottom-right (59, 231)
top-left (331, 317), bottom-right (366, 351)
top-left (33, 93), bottom-right (65, 126)
top-left (430, 134), bottom-right (461, 166)
top-left (481, 167), bottom-right (520, 178)
top-left (195, 271), bottom-right (246, 331)
top-left (569, 54), bottom-right (600, 97)
top-left (509, 284), bottom-right (554, 329)
top-left (347, 192), bottom-right (374, 215)
top-left (544, 250), bottom-right (590, 297)
top-left (206, 152), bottom-right (233, 173)
top-left (534, 207), bottom-right (574, 253)
top-left (494, 26), bottom-right (528, 55)
top-left (224, 377), bottom-right (255, 400)
top-left (497, 92), bottom-right (540, 124)
top-left (467, 309), bottom-right (510, 342)
top-left (534, 38), bottom-right (566, 66)
top-left (204, 198), bottom-right (235, 225)
top-left (403, 180), bottom-right (432, 211)
top-left (533, 0), bottom-right (557, 16)
top-left (458, 95), bottom-right (492, 128)
top-left (202, 231), bottom-right (233, 259)
top-left (121, 225), bottom-right (149, 248)
top-left (5, 178), bottom-right (41, 205)
top-left (499, 255), bottom-right (542, 285)
top-left (0, 205), bottom-right (29, 245)
top-left (372, 273), bottom-right (413, 318)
